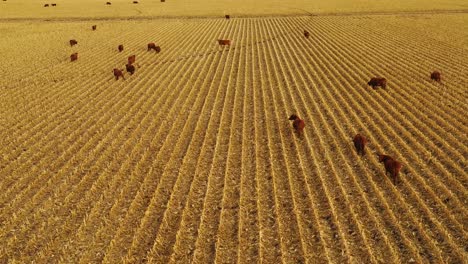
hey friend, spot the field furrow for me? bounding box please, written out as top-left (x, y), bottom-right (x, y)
top-left (236, 19), bottom-right (260, 264)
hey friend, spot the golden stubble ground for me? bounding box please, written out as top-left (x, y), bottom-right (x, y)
top-left (0, 1), bottom-right (467, 263)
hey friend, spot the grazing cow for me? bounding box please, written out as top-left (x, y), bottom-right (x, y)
top-left (147, 43), bottom-right (161, 53)
top-left (304, 30), bottom-right (310, 38)
top-left (128, 55), bottom-right (136, 65)
top-left (218, 39), bottom-right (231, 46)
top-left (126, 64), bottom-right (135, 75)
top-left (367, 77), bottom-right (387, 89)
top-left (353, 133), bottom-right (367, 156)
top-left (377, 154), bottom-right (403, 185)
top-left (106, 2), bottom-right (111, 5)
top-left (225, 15), bottom-right (230, 19)
top-left (92, 25), bottom-right (97, 31)
top-left (51, 3), bottom-right (56, 6)
top-left (69, 39), bottom-right (78, 47)
top-left (161, 0), bottom-right (165, 2)
top-left (70, 52), bottom-right (78, 62)
top-left (44, 4), bottom-right (49, 7)
top-left (118, 44), bottom-right (124, 52)
top-left (431, 71), bottom-right (441, 82)
top-left (289, 114), bottom-right (305, 136)
top-left (133, 1), bottom-right (138, 3)
top-left (113, 68), bottom-right (125, 80)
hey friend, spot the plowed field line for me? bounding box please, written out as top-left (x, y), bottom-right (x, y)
top-left (250, 20), bottom-right (283, 264)
top-left (211, 21), bottom-right (247, 264)
top-left (235, 19), bottom-right (260, 264)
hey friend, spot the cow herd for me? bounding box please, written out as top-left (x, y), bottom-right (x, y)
top-left (65, 16), bottom-right (443, 185)
top-left (288, 44), bottom-right (442, 185)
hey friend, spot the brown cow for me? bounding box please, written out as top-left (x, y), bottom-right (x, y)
top-left (377, 154), bottom-right (403, 185)
top-left (106, 2), bottom-right (111, 5)
top-left (51, 3), bottom-right (56, 6)
top-left (133, 1), bottom-right (138, 3)
top-left (126, 64), bottom-right (135, 75)
top-left (113, 68), bottom-right (125, 80)
top-left (368, 77), bottom-right (387, 89)
top-left (289, 114), bottom-right (305, 136)
top-left (225, 15), bottom-right (230, 19)
top-left (304, 30), bottom-right (310, 38)
top-left (70, 52), bottom-right (78, 62)
top-left (118, 44), bottom-right (124, 52)
top-left (218, 39), bottom-right (231, 46)
top-left (431, 71), bottom-right (441, 82)
top-left (147, 43), bottom-right (161, 53)
top-left (353, 133), bottom-right (367, 156)
top-left (128, 55), bottom-right (136, 65)
top-left (161, 0), bottom-right (165, 2)
top-left (69, 39), bottom-right (78, 47)
top-left (92, 25), bottom-right (97, 31)
top-left (44, 4), bottom-right (49, 7)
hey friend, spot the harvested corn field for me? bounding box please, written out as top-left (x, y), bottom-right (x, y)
top-left (0, 10), bottom-right (467, 264)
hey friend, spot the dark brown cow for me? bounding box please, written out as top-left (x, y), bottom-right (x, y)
top-left (353, 133), bottom-right (367, 156)
top-left (133, 1), bottom-right (138, 3)
top-left (377, 154), bottom-right (403, 185)
top-left (225, 15), bottom-right (230, 19)
top-left (92, 25), bottom-right (97, 31)
top-left (289, 114), bottom-right (305, 136)
top-left (106, 2), bottom-right (111, 5)
top-left (69, 39), bottom-right (78, 47)
top-left (118, 44), bottom-right (124, 52)
top-left (126, 64), bottom-right (135, 75)
top-left (304, 30), bottom-right (310, 38)
top-left (147, 43), bottom-right (161, 53)
top-left (113, 68), bottom-right (125, 80)
top-left (70, 52), bottom-right (78, 62)
top-left (217, 39), bottom-right (231, 46)
top-left (128, 55), bottom-right (136, 65)
top-left (51, 3), bottom-right (56, 6)
top-left (44, 4), bottom-right (49, 7)
top-left (431, 71), bottom-right (441, 82)
top-left (368, 77), bottom-right (387, 89)
top-left (161, 0), bottom-right (165, 2)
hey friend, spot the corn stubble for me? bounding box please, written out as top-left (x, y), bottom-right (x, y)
top-left (0, 8), bottom-right (467, 264)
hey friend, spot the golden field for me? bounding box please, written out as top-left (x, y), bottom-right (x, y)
top-left (0, 1), bottom-right (467, 263)
top-left (1, 0), bottom-right (468, 18)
